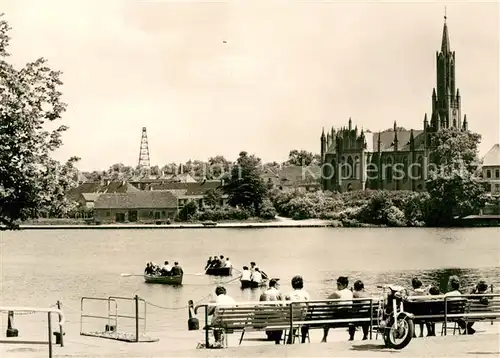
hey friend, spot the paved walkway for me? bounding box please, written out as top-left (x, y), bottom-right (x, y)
top-left (2, 322), bottom-right (499, 358)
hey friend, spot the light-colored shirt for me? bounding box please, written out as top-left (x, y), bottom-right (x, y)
top-left (162, 264), bottom-right (171, 272)
top-left (224, 260), bottom-right (232, 268)
top-left (251, 271), bottom-right (262, 283)
top-left (338, 288), bottom-right (354, 304)
top-left (209, 294), bottom-right (236, 324)
top-left (260, 287), bottom-right (282, 302)
top-left (240, 270), bottom-right (251, 281)
top-left (445, 290), bottom-right (462, 301)
top-left (286, 289), bottom-right (310, 302)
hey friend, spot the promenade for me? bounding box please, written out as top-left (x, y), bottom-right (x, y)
top-left (2, 322), bottom-right (499, 358)
top-left (16, 217), bottom-right (334, 230)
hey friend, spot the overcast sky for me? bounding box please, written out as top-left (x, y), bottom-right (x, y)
top-left (2, 0), bottom-right (499, 171)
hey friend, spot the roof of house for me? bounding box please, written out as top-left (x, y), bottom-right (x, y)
top-left (262, 165), bottom-right (321, 186)
top-left (94, 191), bottom-right (178, 209)
top-left (483, 144), bottom-right (500, 166)
top-left (149, 180), bottom-right (222, 195)
top-left (67, 181), bottom-right (139, 200)
top-left (81, 193), bottom-right (101, 202)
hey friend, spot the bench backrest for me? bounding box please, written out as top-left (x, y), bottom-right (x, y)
top-left (214, 304), bottom-right (295, 330)
top-left (466, 295), bottom-right (500, 316)
top-left (296, 299), bottom-right (378, 324)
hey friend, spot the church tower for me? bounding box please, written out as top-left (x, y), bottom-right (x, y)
top-left (429, 13), bottom-right (462, 131)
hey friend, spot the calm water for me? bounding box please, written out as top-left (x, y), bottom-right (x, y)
top-left (1, 227), bottom-right (499, 336)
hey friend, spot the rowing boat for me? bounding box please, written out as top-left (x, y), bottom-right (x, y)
top-left (144, 274), bottom-right (183, 285)
top-left (205, 267), bottom-right (232, 276)
top-left (240, 279), bottom-right (268, 289)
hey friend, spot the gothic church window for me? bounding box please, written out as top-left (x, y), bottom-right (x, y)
top-left (341, 156), bottom-right (347, 179)
top-left (354, 156), bottom-right (360, 179)
top-left (417, 156), bottom-right (424, 179)
top-left (347, 156), bottom-right (354, 179)
top-left (386, 157), bottom-right (393, 183)
top-left (402, 157), bottom-right (408, 182)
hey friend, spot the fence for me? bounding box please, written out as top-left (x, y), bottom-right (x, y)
top-left (0, 304), bottom-right (65, 358)
top-left (80, 295), bottom-right (157, 342)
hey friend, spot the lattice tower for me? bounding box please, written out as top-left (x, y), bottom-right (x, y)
top-left (137, 127), bottom-right (151, 169)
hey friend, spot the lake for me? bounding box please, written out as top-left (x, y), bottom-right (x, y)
top-left (1, 227), bottom-right (499, 338)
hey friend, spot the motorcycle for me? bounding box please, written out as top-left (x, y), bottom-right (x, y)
top-left (376, 284), bottom-right (415, 350)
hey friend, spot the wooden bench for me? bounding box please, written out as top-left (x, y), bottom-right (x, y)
top-left (404, 293), bottom-right (500, 335)
top-left (194, 298), bottom-right (380, 347)
top-left (295, 298), bottom-right (379, 340)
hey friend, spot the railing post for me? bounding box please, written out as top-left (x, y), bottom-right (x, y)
top-left (369, 299), bottom-right (373, 340)
top-left (48, 312), bottom-right (53, 358)
top-left (57, 301), bottom-right (64, 347)
top-left (443, 297), bottom-right (448, 336)
top-left (134, 295), bottom-right (139, 342)
top-left (204, 305), bottom-right (209, 347)
top-left (289, 302), bottom-right (294, 344)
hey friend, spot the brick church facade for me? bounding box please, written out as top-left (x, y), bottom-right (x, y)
top-left (320, 17), bottom-right (469, 192)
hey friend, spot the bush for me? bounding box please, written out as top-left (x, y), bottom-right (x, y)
top-left (259, 198), bottom-right (277, 220)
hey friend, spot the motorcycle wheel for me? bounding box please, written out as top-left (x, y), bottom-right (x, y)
top-left (383, 316), bottom-right (414, 350)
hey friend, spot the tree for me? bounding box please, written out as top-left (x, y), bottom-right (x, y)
top-left (429, 128), bottom-right (482, 174)
top-left (207, 155), bottom-right (230, 180)
top-left (177, 200), bottom-right (197, 221)
top-left (286, 149), bottom-right (319, 166)
top-left (0, 15), bottom-right (76, 229)
top-left (223, 151), bottom-right (267, 213)
top-left (423, 172), bottom-right (486, 226)
top-left (203, 188), bottom-right (223, 209)
top-left (423, 128), bottom-right (486, 226)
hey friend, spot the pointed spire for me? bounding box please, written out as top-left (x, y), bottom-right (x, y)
top-left (456, 88), bottom-right (460, 97)
top-left (321, 127), bottom-right (325, 139)
top-left (441, 9), bottom-right (450, 54)
top-left (463, 114), bottom-right (468, 131)
top-left (348, 117), bottom-right (352, 130)
top-left (393, 120), bottom-right (397, 131)
top-left (432, 88), bottom-right (437, 98)
top-left (424, 113), bottom-right (429, 127)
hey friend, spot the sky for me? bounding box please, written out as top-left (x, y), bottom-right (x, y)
top-left (2, 0), bottom-right (499, 171)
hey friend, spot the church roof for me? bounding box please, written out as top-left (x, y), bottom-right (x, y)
top-left (483, 144), bottom-right (500, 166)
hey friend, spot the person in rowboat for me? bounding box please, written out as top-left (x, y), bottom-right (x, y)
top-left (205, 257), bottom-right (212, 270)
top-left (161, 261), bottom-right (172, 276)
top-left (251, 267), bottom-right (263, 284)
top-left (171, 262), bottom-right (183, 276)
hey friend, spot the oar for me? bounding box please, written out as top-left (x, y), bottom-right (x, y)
top-left (120, 273), bottom-right (144, 277)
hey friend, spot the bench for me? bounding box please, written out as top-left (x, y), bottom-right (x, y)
top-left (294, 298), bottom-right (379, 340)
top-left (404, 293), bottom-right (500, 335)
top-left (194, 298), bottom-right (380, 347)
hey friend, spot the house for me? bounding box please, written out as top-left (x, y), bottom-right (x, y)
top-left (149, 180), bottom-right (227, 209)
top-left (67, 180), bottom-right (140, 209)
top-left (93, 191), bottom-right (178, 223)
top-left (263, 165), bottom-right (321, 192)
top-left (481, 144), bottom-right (500, 195)
top-left (129, 173), bottom-right (197, 190)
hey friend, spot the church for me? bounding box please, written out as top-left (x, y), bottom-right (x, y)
top-left (320, 16), bottom-right (469, 192)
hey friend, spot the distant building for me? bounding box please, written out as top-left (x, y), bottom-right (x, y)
top-left (67, 180), bottom-right (140, 209)
top-left (262, 165), bottom-right (321, 192)
top-left (481, 144), bottom-right (500, 195)
top-left (129, 173), bottom-right (197, 190)
top-left (149, 180), bottom-right (227, 209)
top-left (320, 17), bottom-right (469, 192)
top-left (93, 191), bottom-right (178, 223)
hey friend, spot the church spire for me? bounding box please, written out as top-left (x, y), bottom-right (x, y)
top-left (441, 7), bottom-right (450, 54)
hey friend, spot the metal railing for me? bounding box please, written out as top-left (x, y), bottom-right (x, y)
top-left (0, 306), bottom-right (64, 358)
top-left (80, 295), bottom-right (146, 342)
